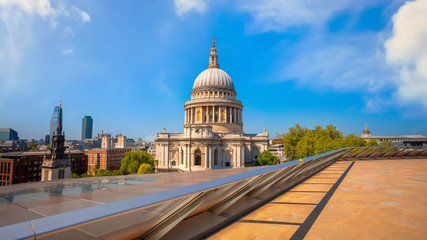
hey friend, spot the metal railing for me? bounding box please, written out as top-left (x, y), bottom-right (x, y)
top-left (0, 146), bottom-right (425, 240)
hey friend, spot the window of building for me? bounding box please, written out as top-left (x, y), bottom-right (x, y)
top-left (194, 149), bottom-right (202, 166)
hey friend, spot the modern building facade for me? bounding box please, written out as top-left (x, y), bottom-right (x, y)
top-left (85, 148), bottom-right (131, 172)
top-left (81, 116), bottom-right (93, 141)
top-left (155, 39), bottom-right (269, 171)
top-left (50, 106), bottom-right (61, 143)
top-left (0, 128), bottom-right (19, 141)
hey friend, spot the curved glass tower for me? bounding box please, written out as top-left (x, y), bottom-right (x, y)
top-left (49, 106), bottom-right (62, 143)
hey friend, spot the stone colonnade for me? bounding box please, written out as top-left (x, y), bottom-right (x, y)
top-left (156, 142), bottom-right (249, 170)
top-left (185, 106), bottom-right (242, 124)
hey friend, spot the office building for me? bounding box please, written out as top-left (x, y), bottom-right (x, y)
top-left (0, 128), bottom-right (19, 141)
top-left (81, 116), bottom-right (93, 141)
top-left (49, 106), bottom-right (61, 143)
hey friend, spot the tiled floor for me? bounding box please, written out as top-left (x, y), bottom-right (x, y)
top-left (209, 159), bottom-right (427, 240)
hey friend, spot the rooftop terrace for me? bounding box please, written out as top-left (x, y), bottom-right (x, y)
top-left (0, 147), bottom-right (426, 239)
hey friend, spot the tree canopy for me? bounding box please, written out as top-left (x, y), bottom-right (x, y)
top-left (257, 150), bottom-right (278, 166)
top-left (137, 163), bottom-right (153, 174)
top-left (120, 151), bottom-right (154, 174)
top-left (283, 124), bottom-right (393, 160)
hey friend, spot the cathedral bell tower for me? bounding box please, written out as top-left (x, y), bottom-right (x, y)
top-left (208, 37), bottom-right (219, 68)
top-left (41, 102), bottom-right (71, 181)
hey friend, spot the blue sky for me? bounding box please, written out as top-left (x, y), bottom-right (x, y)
top-left (0, 0), bottom-right (427, 141)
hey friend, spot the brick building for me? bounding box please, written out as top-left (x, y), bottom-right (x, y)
top-left (0, 150), bottom-right (87, 186)
top-left (85, 148), bottom-right (131, 172)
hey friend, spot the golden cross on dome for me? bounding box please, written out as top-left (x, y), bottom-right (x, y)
top-left (212, 37), bottom-right (215, 47)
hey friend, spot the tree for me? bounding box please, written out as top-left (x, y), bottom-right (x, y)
top-left (257, 150), bottom-right (278, 166)
top-left (120, 151), bottom-right (154, 174)
top-left (28, 142), bottom-right (38, 151)
top-left (283, 124), bottom-right (374, 160)
top-left (137, 163), bottom-right (154, 174)
top-left (70, 172), bottom-right (80, 178)
top-left (95, 169), bottom-right (112, 176)
top-left (46, 144), bottom-right (52, 150)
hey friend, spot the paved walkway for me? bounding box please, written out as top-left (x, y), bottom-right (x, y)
top-left (209, 159), bottom-right (427, 240)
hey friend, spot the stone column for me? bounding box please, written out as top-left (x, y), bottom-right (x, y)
top-left (209, 147), bottom-right (213, 168)
top-left (219, 106), bottom-right (222, 123)
top-left (233, 145), bottom-right (237, 167)
top-left (233, 107), bottom-right (236, 124)
top-left (201, 106), bottom-right (204, 123)
top-left (225, 107), bottom-right (228, 123)
top-left (205, 145), bottom-right (209, 168)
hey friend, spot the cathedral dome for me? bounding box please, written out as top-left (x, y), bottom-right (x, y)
top-left (192, 68), bottom-right (235, 91)
top-left (192, 38), bottom-right (235, 93)
top-left (361, 123), bottom-right (371, 137)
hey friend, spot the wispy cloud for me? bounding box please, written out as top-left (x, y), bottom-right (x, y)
top-left (385, 0), bottom-right (427, 106)
top-left (237, 0), bottom-right (357, 32)
top-left (174, 0), bottom-right (206, 16)
top-left (0, 0), bottom-right (91, 104)
top-left (62, 48), bottom-right (73, 55)
top-left (282, 33), bottom-right (397, 93)
top-left (72, 6), bottom-right (91, 22)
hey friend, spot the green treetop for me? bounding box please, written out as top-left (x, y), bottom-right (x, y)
top-left (120, 151), bottom-right (154, 174)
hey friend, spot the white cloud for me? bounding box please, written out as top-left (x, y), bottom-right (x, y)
top-left (385, 0), bottom-right (427, 106)
top-left (0, 0), bottom-right (56, 18)
top-left (62, 48), bottom-right (73, 55)
top-left (0, 0), bottom-right (91, 103)
top-left (282, 34), bottom-right (396, 93)
top-left (174, 0), bottom-right (206, 16)
top-left (72, 6), bottom-right (91, 22)
top-left (237, 0), bottom-right (354, 32)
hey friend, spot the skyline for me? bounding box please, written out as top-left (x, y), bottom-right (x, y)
top-left (1, 0), bottom-right (427, 141)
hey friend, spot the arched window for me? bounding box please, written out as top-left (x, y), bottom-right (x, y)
top-left (225, 162), bottom-right (230, 167)
top-left (214, 149), bottom-right (218, 165)
top-left (195, 149), bottom-right (202, 166)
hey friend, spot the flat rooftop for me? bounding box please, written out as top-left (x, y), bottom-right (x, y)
top-left (209, 159), bottom-right (427, 239)
top-left (0, 167), bottom-right (261, 227)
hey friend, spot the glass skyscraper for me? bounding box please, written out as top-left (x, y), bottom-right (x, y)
top-left (50, 106), bottom-right (62, 143)
top-left (81, 116), bottom-right (93, 141)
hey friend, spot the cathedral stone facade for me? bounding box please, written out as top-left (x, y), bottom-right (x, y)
top-left (155, 39), bottom-right (269, 171)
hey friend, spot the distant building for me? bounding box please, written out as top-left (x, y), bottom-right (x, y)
top-left (0, 128), bottom-right (19, 141)
top-left (101, 133), bottom-right (127, 149)
top-left (0, 140), bottom-right (26, 152)
top-left (85, 148), bottom-right (131, 172)
top-left (0, 150), bottom-right (87, 186)
top-left (361, 124), bottom-right (427, 147)
top-left (269, 144), bottom-right (285, 158)
top-left (147, 143), bottom-right (156, 159)
top-left (45, 135), bottom-right (50, 145)
top-left (49, 106), bottom-right (61, 143)
top-left (81, 116), bottom-right (93, 141)
top-left (42, 103), bottom-right (71, 181)
top-left (269, 133), bottom-right (284, 145)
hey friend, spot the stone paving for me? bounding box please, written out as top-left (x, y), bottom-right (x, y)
top-left (209, 159), bottom-right (427, 240)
